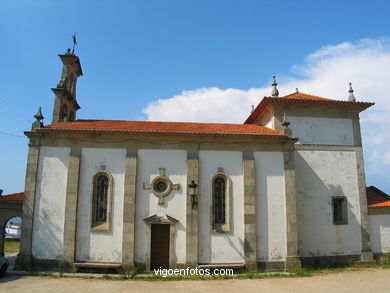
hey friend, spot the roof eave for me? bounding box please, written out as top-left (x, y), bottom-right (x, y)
top-left (244, 97), bottom-right (375, 124)
top-left (35, 128), bottom-right (287, 139)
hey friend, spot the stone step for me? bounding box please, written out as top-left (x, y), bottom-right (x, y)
top-left (74, 262), bottom-right (122, 269)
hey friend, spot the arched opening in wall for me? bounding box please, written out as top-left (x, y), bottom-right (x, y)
top-left (69, 111), bottom-right (75, 122)
top-left (60, 104), bottom-right (68, 122)
top-left (3, 217), bottom-right (22, 257)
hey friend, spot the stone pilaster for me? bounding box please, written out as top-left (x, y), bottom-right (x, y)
top-left (356, 147), bottom-right (373, 262)
top-left (62, 147), bottom-right (81, 269)
top-left (121, 149), bottom-right (138, 270)
top-left (283, 149), bottom-right (301, 270)
top-left (15, 138), bottom-right (41, 270)
top-left (243, 152), bottom-right (257, 272)
top-left (186, 150), bottom-right (199, 266)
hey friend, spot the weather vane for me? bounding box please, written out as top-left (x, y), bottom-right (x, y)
top-left (72, 32), bottom-right (77, 55)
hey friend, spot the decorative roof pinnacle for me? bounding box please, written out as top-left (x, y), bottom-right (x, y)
top-left (271, 75), bottom-right (279, 97)
top-left (34, 106), bottom-right (44, 121)
top-left (32, 106), bottom-right (44, 130)
top-left (348, 82), bottom-right (356, 102)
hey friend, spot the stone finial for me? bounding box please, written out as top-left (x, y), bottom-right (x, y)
top-left (282, 112), bottom-right (292, 137)
top-left (32, 107), bottom-right (44, 130)
top-left (34, 107), bottom-right (44, 121)
top-left (296, 88), bottom-right (299, 93)
top-left (251, 105), bottom-right (254, 113)
top-left (271, 76), bottom-right (279, 98)
top-left (348, 82), bottom-right (356, 102)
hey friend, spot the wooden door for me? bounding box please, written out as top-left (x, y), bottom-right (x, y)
top-left (150, 224), bottom-right (170, 270)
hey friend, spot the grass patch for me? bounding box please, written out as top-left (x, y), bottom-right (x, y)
top-left (291, 267), bottom-right (314, 277)
top-left (4, 239), bottom-right (20, 253)
top-left (21, 257), bottom-right (390, 281)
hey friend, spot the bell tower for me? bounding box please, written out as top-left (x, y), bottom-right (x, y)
top-left (51, 48), bottom-right (83, 123)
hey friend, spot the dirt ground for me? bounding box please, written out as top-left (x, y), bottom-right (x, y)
top-left (1, 269), bottom-right (390, 293)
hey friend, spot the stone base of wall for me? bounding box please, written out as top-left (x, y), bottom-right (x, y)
top-left (14, 253), bottom-right (32, 271)
top-left (373, 252), bottom-right (390, 261)
top-left (300, 254), bottom-right (361, 267)
top-left (30, 258), bottom-right (64, 271)
top-left (16, 255), bottom-right (378, 273)
top-left (359, 251), bottom-right (374, 262)
top-left (286, 256), bottom-right (302, 270)
top-left (257, 261), bottom-right (286, 271)
top-left (244, 261), bottom-right (257, 272)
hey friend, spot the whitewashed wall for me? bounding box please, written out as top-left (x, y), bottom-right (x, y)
top-left (198, 151), bottom-right (244, 263)
top-left (75, 148), bottom-right (126, 262)
top-left (254, 152), bottom-right (286, 261)
top-left (32, 147), bottom-right (70, 259)
top-left (259, 111), bottom-right (274, 129)
top-left (289, 117), bottom-right (354, 145)
top-left (134, 149), bottom-right (187, 264)
top-left (295, 150), bottom-right (362, 257)
top-left (265, 118), bottom-right (273, 129)
top-left (369, 214), bottom-right (390, 254)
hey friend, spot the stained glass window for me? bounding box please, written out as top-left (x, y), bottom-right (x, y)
top-left (214, 177), bottom-right (226, 224)
top-left (95, 174), bottom-right (108, 222)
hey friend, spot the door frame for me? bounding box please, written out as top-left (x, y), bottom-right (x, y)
top-left (143, 214), bottom-right (178, 271)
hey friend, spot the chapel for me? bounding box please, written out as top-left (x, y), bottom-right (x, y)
top-left (14, 49), bottom-right (379, 272)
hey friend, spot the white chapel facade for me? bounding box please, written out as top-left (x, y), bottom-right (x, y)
top-left (16, 50), bottom-right (375, 272)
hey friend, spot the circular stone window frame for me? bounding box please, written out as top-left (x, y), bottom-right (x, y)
top-left (151, 176), bottom-right (173, 198)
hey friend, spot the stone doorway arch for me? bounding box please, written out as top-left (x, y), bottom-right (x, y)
top-left (143, 214), bottom-right (179, 271)
top-left (0, 193), bottom-right (23, 257)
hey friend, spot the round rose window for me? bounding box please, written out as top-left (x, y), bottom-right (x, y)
top-left (154, 180), bottom-right (168, 193)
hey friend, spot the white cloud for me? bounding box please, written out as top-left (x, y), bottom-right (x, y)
top-left (143, 38), bottom-right (390, 189)
top-left (144, 87), bottom-right (267, 123)
top-left (384, 152), bottom-right (390, 165)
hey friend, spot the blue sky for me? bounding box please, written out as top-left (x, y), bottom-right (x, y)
top-left (0, 0), bottom-right (389, 194)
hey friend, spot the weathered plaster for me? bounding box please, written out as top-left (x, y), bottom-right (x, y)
top-left (134, 149), bottom-right (187, 265)
top-left (32, 147), bottom-right (70, 260)
top-left (254, 152), bottom-right (287, 262)
top-left (295, 150), bottom-right (362, 257)
top-left (288, 117), bottom-right (354, 145)
top-left (198, 151), bottom-right (244, 264)
top-left (369, 213), bottom-right (390, 254)
top-left (75, 148), bottom-right (126, 262)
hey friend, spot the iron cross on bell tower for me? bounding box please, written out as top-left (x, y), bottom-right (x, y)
top-left (72, 32), bottom-right (77, 55)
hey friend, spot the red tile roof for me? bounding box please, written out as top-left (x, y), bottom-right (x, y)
top-left (245, 92), bottom-right (374, 124)
top-left (283, 92), bottom-right (332, 100)
top-left (37, 120), bottom-right (285, 138)
top-left (0, 192), bottom-right (24, 201)
top-left (367, 186), bottom-right (390, 208)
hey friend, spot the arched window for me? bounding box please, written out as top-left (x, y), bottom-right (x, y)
top-left (214, 177), bottom-right (226, 224)
top-left (211, 170), bottom-right (231, 233)
top-left (91, 171), bottom-right (112, 232)
top-left (95, 174), bottom-right (108, 222)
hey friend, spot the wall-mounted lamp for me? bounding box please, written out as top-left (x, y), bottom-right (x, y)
top-left (188, 180), bottom-right (198, 210)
